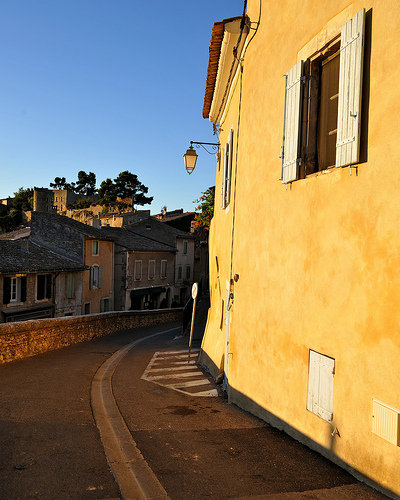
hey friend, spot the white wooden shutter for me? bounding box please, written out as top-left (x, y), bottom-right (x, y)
top-left (281, 60), bottom-right (303, 183)
top-left (226, 129), bottom-right (233, 205)
top-left (307, 350), bottom-right (335, 422)
top-left (336, 9), bottom-right (365, 167)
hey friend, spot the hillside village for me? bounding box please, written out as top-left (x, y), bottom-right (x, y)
top-left (0, 187), bottom-right (205, 323)
top-left (2, 1), bottom-right (400, 498)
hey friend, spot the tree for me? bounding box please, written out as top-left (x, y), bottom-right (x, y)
top-left (13, 187), bottom-right (33, 212)
top-left (98, 178), bottom-right (117, 205)
top-left (193, 186), bottom-right (215, 229)
top-left (49, 176), bottom-right (76, 191)
top-left (0, 210), bottom-right (23, 233)
top-left (75, 171), bottom-right (96, 196)
top-left (113, 171), bottom-right (153, 206)
top-left (98, 171), bottom-right (153, 207)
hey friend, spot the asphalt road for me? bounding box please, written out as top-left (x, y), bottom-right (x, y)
top-left (0, 321), bottom-right (392, 499)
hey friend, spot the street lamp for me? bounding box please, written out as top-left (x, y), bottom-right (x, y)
top-left (184, 141), bottom-right (220, 175)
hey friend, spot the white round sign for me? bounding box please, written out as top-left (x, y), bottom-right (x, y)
top-left (191, 282), bottom-right (198, 299)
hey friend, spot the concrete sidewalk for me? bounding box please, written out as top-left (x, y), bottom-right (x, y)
top-left (107, 317), bottom-right (390, 500)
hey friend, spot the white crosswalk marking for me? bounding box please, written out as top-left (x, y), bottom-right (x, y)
top-left (141, 349), bottom-right (218, 397)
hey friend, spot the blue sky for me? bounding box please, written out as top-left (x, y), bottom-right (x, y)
top-left (0, 0), bottom-right (245, 213)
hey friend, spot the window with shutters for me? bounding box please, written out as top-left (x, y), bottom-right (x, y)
top-left (134, 260), bottom-right (142, 281)
top-left (89, 265), bottom-right (102, 289)
top-left (3, 276), bottom-right (27, 304)
top-left (37, 274), bottom-right (52, 300)
top-left (307, 350), bottom-right (335, 422)
top-left (100, 297), bottom-right (111, 312)
top-left (178, 266), bottom-right (182, 280)
top-left (186, 265), bottom-right (191, 279)
top-left (222, 129), bottom-right (233, 208)
top-left (281, 9), bottom-right (365, 183)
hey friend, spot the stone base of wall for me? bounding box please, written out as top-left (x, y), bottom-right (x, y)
top-left (0, 309), bottom-right (183, 364)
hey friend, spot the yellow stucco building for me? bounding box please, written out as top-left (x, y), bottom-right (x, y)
top-left (199, 1), bottom-right (400, 497)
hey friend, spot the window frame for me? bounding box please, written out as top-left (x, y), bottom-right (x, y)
top-left (92, 240), bottom-right (99, 256)
top-left (100, 297), bottom-right (111, 312)
top-left (37, 274), bottom-right (52, 301)
top-left (3, 276), bottom-right (27, 304)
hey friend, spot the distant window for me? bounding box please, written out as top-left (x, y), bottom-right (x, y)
top-left (161, 260), bottom-right (167, 279)
top-left (100, 298), bottom-right (111, 312)
top-left (222, 129), bottom-right (234, 208)
top-left (186, 265), bottom-right (191, 279)
top-left (148, 260), bottom-right (155, 280)
top-left (37, 274), bottom-right (52, 300)
top-left (89, 265), bottom-right (102, 289)
top-left (4, 276), bottom-right (27, 303)
top-left (92, 240), bottom-right (99, 255)
top-left (183, 241), bottom-right (188, 254)
top-left (178, 266), bottom-right (182, 280)
top-left (134, 260), bottom-right (142, 281)
top-left (84, 302), bottom-right (91, 314)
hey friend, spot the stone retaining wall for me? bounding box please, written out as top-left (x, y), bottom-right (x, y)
top-left (0, 309), bottom-right (183, 363)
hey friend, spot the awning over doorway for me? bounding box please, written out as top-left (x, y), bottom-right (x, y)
top-left (130, 286), bottom-right (166, 298)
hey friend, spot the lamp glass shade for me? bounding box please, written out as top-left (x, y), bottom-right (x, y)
top-left (184, 145), bottom-right (198, 174)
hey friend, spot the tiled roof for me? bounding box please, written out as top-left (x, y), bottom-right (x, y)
top-left (127, 217), bottom-right (194, 247)
top-left (202, 16), bottom-right (244, 120)
top-left (0, 227), bottom-right (31, 240)
top-left (0, 240), bottom-right (87, 274)
top-left (99, 226), bottom-right (176, 253)
top-left (31, 211), bottom-right (115, 241)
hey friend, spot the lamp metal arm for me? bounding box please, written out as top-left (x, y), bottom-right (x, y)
top-left (190, 141), bottom-right (220, 155)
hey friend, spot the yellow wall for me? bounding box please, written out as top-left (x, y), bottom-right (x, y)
top-left (200, 1), bottom-right (400, 496)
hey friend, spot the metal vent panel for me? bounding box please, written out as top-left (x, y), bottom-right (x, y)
top-left (372, 399), bottom-right (400, 446)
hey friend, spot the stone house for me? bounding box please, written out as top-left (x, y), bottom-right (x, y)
top-left (99, 226), bottom-right (176, 311)
top-left (127, 217), bottom-right (196, 305)
top-left (29, 212), bottom-right (115, 314)
top-left (0, 238), bottom-right (86, 322)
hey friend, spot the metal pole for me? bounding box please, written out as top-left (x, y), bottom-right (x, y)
top-left (188, 283), bottom-right (198, 363)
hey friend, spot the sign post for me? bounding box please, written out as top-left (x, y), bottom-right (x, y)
top-left (188, 282), bottom-right (198, 363)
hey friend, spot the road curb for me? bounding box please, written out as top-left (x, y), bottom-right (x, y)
top-left (91, 327), bottom-right (180, 500)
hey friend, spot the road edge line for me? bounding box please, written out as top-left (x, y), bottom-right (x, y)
top-left (91, 327), bottom-right (179, 500)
